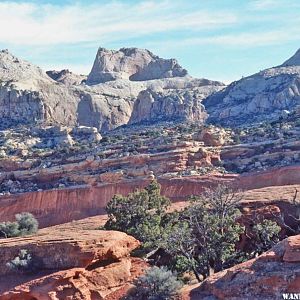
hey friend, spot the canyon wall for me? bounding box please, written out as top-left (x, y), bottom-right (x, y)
top-left (1, 165), bottom-right (300, 227)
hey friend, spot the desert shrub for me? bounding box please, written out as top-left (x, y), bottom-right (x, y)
top-left (0, 221), bottom-right (20, 238)
top-left (0, 212), bottom-right (38, 238)
top-left (127, 266), bottom-right (182, 300)
top-left (6, 249), bottom-right (34, 273)
top-left (15, 212), bottom-right (39, 235)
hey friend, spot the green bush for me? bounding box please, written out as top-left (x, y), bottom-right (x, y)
top-left (104, 180), bottom-right (170, 251)
top-left (252, 219), bottom-right (281, 255)
top-left (0, 212), bottom-right (38, 238)
top-left (0, 221), bottom-right (20, 238)
top-left (16, 212), bottom-right (39, 235)
top-left (127, 266), bottom-right (182, 300)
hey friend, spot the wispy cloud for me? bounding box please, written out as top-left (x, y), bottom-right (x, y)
top-left (250, 0), bottom-right (279, 10)
top-left (0, 1), bottom-right (237, 46)
top-left (174, 28), bottom-right (300, 48)
top-left (249, 0), bottom-right (300, 10)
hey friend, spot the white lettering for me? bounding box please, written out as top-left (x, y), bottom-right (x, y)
top-left (282, 294), bottom-right (300, 300)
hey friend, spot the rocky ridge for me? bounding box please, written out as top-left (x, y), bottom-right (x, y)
top-left (1, 119), bottom-right (300, 227)
top-left (0, 48), bottom-right (223, 131)
top-left (205, 48), bottom-right (300, 126)
top-left (46, 69), bottom-right (86, 86)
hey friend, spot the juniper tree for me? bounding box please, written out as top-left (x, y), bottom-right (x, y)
top-left (104, 180), bottom-right (170, 250)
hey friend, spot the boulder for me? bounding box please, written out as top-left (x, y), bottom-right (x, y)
top-left (72, 126), bottom-right (102, 143)
top-left (0, 229), bottom-right (140, 276)
top-left (193, 126), bottom-right (226, 146)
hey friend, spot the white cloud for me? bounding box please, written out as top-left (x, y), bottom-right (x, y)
top-left (0, 1), bottom-right (238, 46)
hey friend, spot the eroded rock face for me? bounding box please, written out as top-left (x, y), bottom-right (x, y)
top-left (188, 235), bottom-right (300, 300)
top-left (205, 49), bottom-right (300, 126)
top-left (129, 88), bottom-right (208, 125)
top-left (0, 228), bottom-right (143, 300)
top-left (0, 50), bottom-right (83, 129)
top-left (128, 80), bottom-right (223, 124)
top-left (86, 47), bottom-right (188, 85)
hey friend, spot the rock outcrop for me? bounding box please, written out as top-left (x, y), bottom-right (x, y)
top-left (187, 235), bottom-right (300, 300)
top-left (205, 48), bottom-right (300, 126)
top-left (0, 50), bottom-right (79, 129)
top-left (0, 165), bottom-right (300, 227)
top-left (0, 228), bottom-right (144, 300)
top-left (0, 229), bottom-right (139, 276)
top-left (193, 126), bottom-right (227, 146)
top-left (86, 47), bottom-right (188, 85)
top-left (46, 69), bottom-right (86, 86)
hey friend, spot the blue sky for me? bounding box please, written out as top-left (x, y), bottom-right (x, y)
top-left (0, 0), bottom-right (299, 82)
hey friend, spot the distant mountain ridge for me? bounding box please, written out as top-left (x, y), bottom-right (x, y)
top-left (0, 47), bottom-right (223, 131)
top-left (204, 48), bottom-right (300, 126)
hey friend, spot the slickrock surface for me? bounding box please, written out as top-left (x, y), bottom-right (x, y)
top-left (184, 235), bottom-right (300, 300)
top-left (0, 228), bottom-right (143, 300)
top-left (86, 47), bottom-right (188, 84)
top-left (205, 48), bottom-right (300, 126)
top-left (0, 229), bottom-right (140, 276)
